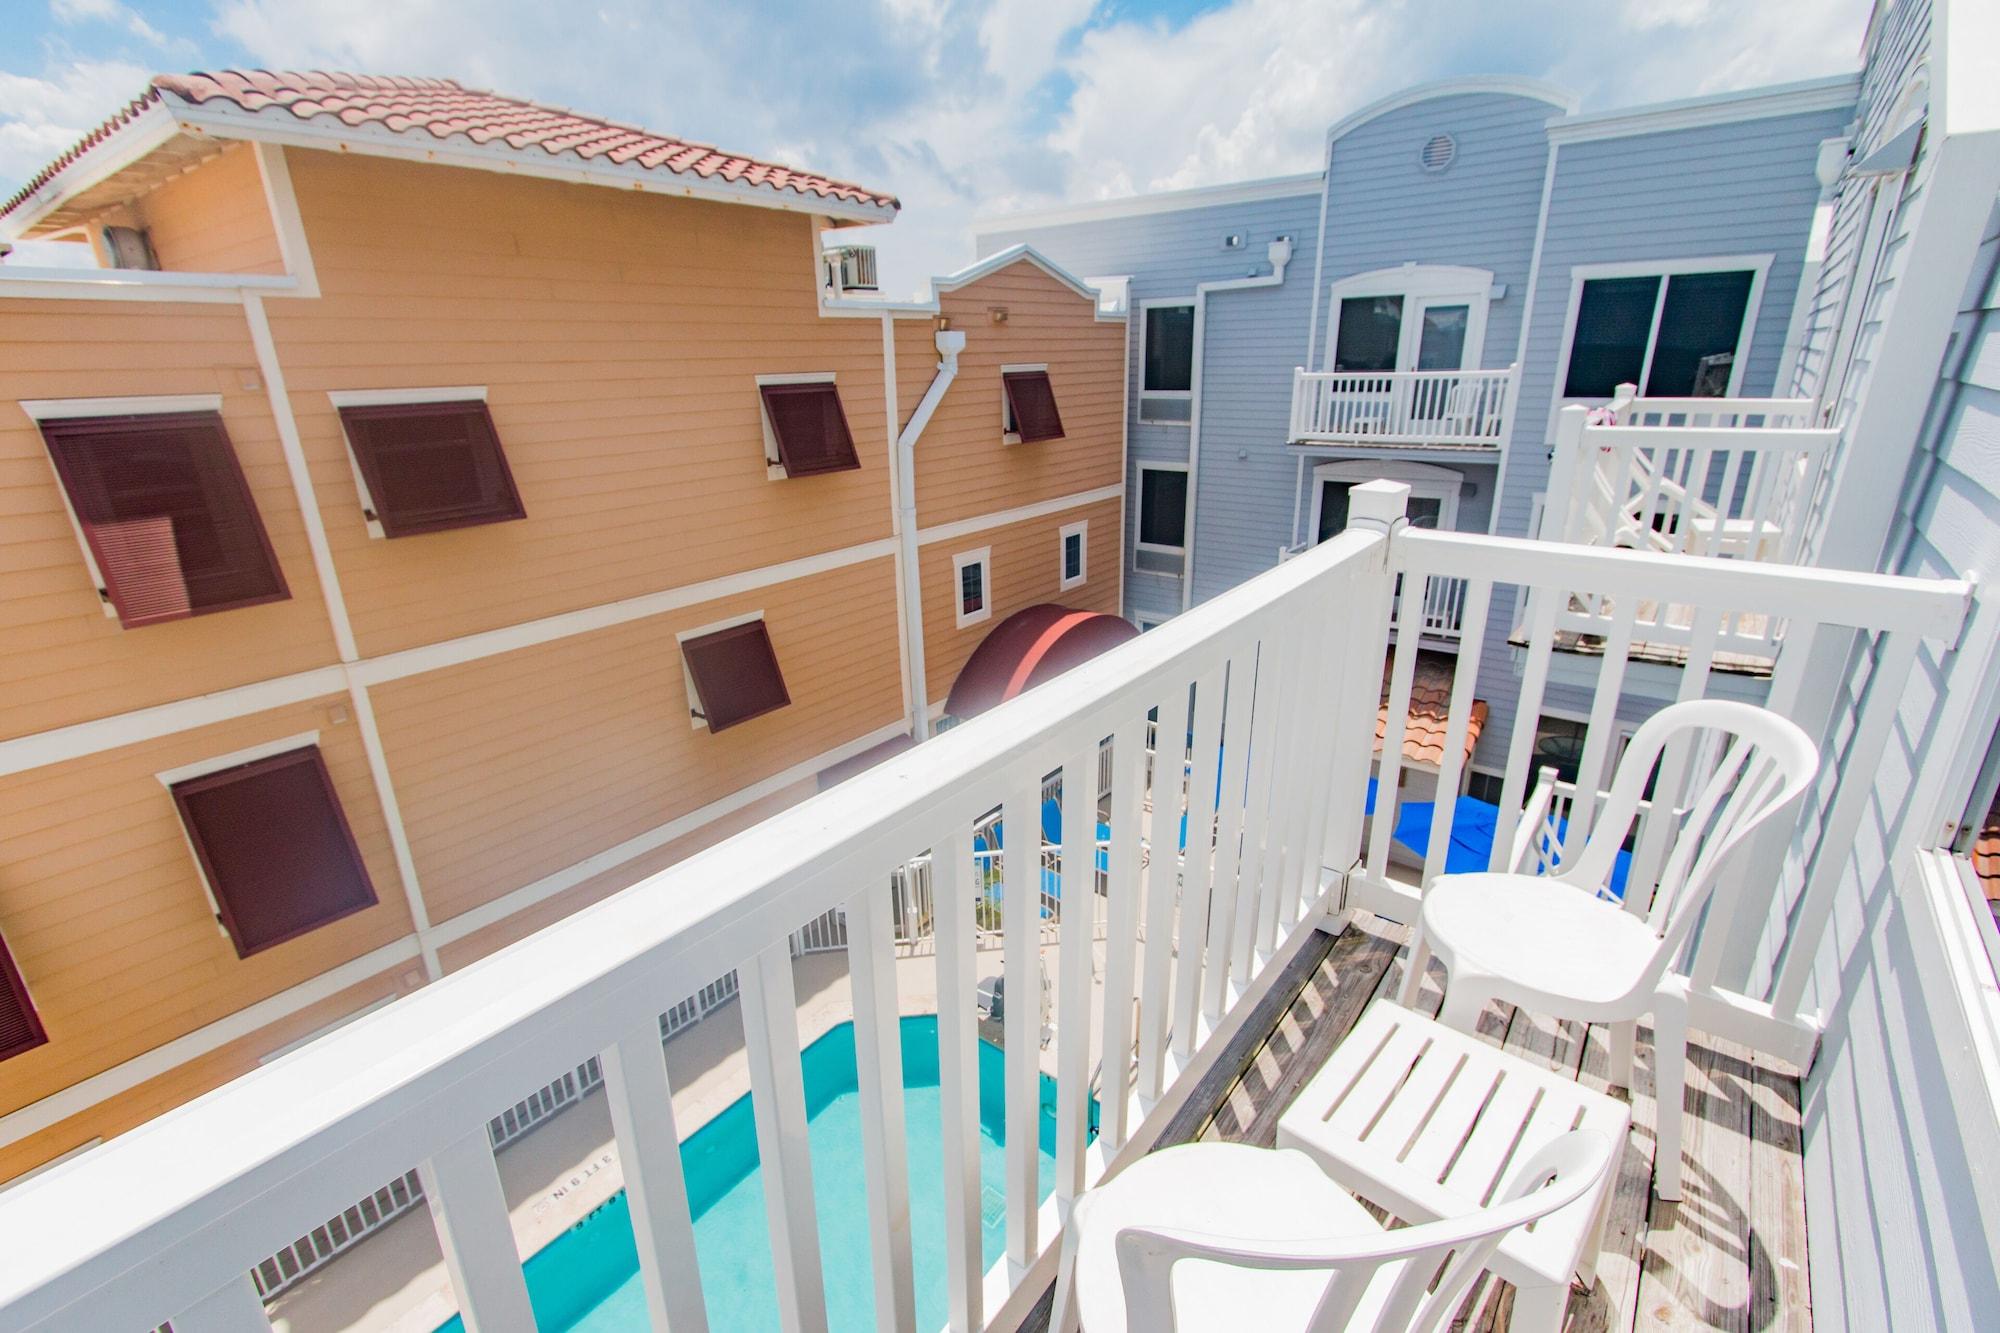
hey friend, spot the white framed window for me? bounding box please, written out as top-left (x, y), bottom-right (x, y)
top-left (1134, 616), bottom-right (1165, 632)
top-left (325, 386), bottom-right (496, 540)
top-left (1000, 361), bottom-right (1058, 444)
top-left (1309, 460), bottom-right (1461, 545)
top-left (674, 610), bottom-right (791, 733)
top-left (1058, 520), bottom-right (1088, 590)
top-left (1134, 462), bottom-right (1189, 574)
top-left (1138, 300), bottom-right (1195, 425)
top-left (953, 547), bottom-right (992, 628)
top-left (1550, 255), bottom-right (1772, 405)
top-left (1323, 265), bottom-right (1493, 374)
top-left (753, 371), bottom-right (860, 480)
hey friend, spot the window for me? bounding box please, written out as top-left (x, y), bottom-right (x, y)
top-left (954, 547), bottom-right (992, 628)
top-left (334, 395), bottom-right (525, 537)
top-left (1002, 367), bottom-right (1064, 443)
top-left (1139, 302), bottom-right (1195, 424)
top-left (1144, 462), bottom-right (1184, 548)
top-left (1310, 461), bottom-right (1460, 544)
top-left (0, 932), bottom-right (47, 1064)
top-left (756, 377), bottom-right (861, 477)
top-left (33, 407), bottom-right (288, 628)
top-left (1334, 296), bottom-right (1403, 372)
top-left (168, 745), bottom-right (378, 958)
top-left (679, 616), bottom-right (792, 732)
top-left (1059, 521), bottom-right (1087, 590)
top-left (1530, 715), bottom-right (1591, 784)
top-left (1560, 263), bottom-right (1763, 400)
top-left (1324, 267), bottom-right (1491, 376)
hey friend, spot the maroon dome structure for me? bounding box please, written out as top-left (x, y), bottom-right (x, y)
top-left (943, 604), bottom-right (1140, 721)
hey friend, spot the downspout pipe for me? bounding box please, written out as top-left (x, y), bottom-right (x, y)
top-left (897, 328), bottom-right (966, 740)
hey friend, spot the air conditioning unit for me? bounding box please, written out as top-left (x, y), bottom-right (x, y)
top-left (824, 245), bottom-right (878, 294)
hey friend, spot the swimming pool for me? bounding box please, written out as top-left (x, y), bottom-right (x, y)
top-left (436, 1015), bottom-right (1087, 1332)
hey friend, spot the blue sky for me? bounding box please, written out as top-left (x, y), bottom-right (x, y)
top-left (2, 0), bottom-right (1866, 296)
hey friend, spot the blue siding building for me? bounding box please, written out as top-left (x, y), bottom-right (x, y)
top-left (978, 73), bottom-right (1857, 777)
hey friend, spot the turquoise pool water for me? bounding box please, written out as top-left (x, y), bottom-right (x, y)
top-left (436, 1016), bottom-right (1086, 1332)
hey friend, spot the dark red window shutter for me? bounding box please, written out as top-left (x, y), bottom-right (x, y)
top-left (171, 747), bottom-right (379, 958)
top-left (337, 401), bottom-right (526, 537)
top-left (39, 412), bottom-right (289, 628)
top-left (0, 933), bottom-right (48, 1063)
top-left (759, 382), bottom-right (861, 477)
top-left (682, 620), bottom-right (791, 732)
top-left (1003, 371), bottom-right (1064, 443)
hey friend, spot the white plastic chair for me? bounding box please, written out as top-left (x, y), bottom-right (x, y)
top-left (1050, 1130), bottom-right (1614, 1332)
top-left (1398, 698), bottom-right (1818, 1199)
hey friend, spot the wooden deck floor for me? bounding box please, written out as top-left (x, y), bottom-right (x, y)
top-left (1198, 913), bottom-right (1811, 1332)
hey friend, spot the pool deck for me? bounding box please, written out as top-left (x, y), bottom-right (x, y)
top-left (268, 947), bottom-right (962, 1333)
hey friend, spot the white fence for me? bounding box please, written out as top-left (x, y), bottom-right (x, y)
top-left (1289, 365), bottom-right (1516, 448)
top-left (1, 483), bottom-right (1971, 1333)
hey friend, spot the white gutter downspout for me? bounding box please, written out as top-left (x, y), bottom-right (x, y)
top-left (1180, 236), bottom-right (1293, 611)
top-left (894, 327), bottom-right (966, 739)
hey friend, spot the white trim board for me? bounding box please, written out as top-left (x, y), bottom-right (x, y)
top-left (916, 484), bottom-right (1123, 547)
top-left (1546, 73), bottom-right (1860, 144)
top-left (969, 173), bottom-right (1324, 235)
top-left (155, 732), bottom-right (320, 787)
top-left (325, 386), bottom-right (487, 408)
top-left (18, 393), bottom-right (223, 421)
top-left (1324, 77), bottom-right (1577, 147)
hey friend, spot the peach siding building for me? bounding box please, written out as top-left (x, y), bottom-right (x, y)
top-left (0, 72), bottom-right (1125, 1184)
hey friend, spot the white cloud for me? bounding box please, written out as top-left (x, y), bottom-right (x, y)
top-left (0, 59), bottom-right (152, 186)
top-left (51, 0), bottom-right (191, 53)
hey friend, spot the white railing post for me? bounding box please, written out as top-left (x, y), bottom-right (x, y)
top-left (1097, 717), bottom-right (1148, 1150)
top-left (173, 1275), bottom-right (272, 1333)
top-left (418, 1130), bottom-right (535, 1333)
top-left (843, 886), bottom-right (916, 1332)
top-left (929, 827), bottom-right (984, 1332)
top-left (1610, 381), bottom-right (1640, 424)
top-left (741, 940), bottom-right (829, 1333)
top-left (1543, 404), bottom-right (1589, 542)
top-left (1054, 743), bottom-right (1099, 1210)
top-left (601, 1019), bottom-right (708, 1333)
top-left (1290, 366), bottom-right (1306, 439)
top-left (1000, 779), bottom-right (1042, 1269)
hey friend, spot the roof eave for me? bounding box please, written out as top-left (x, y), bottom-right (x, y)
top-left (0, 100), bottom-right (182, 242)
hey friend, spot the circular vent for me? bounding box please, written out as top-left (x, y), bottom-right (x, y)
top-left (1421, 133), bottom-right (1457, 172)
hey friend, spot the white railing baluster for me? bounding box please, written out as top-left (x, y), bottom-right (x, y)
top-left (602, 1018), bottom-right (708, 1333)
top-left (740, 941), bottom-right (828, 1333)
top-left (418, 1129), bottom-right (534, 1333)
top-left (173, 1275), bottom-right (271, 1333)
top-left (1491, 583), bottom-right (1561, 871)
top-left (1200, 648), bottom-right (1258, 1021)
top-left (843, 887), bottom-right (915, 1332)
top-left (1420, 580), bottom-right (1493, 885)
top-left (1626, 608), bottom-right (1722, 919)
top-left (1170, 667), bottom-right (1228, 1060)
top-left (1000, 778), bottom-right (1042, 1268)
top-left (1568, 598), bottom-right (1639, 848)
top-left (1287, 581), bottom-right (1353, 924)
top-left (1136, 681), bottom-right (1191, 1104)
top-left (929, 826), bottom-right (983, 1333)
top-left (1288, 368), bottom-right (1515, 447)
top-left (1256, 611), bottom-right (1314, 953)
top-left (1230, 619), bottom-right (1287, 979)
top-left (1097, 717), bottom-right (1148, 1151)
top-left (1055, 743), bottom-right (1099, 1208)
top-left (1367, 618), bottom-right (1422, 891)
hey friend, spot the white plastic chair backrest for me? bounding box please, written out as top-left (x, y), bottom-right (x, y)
top-left (1553, 699), bottom-right (1817, 973)
top-left (1111, 1130), bottom-right (1614, 1333)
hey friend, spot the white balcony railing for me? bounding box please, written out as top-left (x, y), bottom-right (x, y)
top-left (1289, 364), bottom-right (1517, 448)
top-left (1538, 390), bottom-right (1839, 658)
top-left (0, 484), bottom-right (1972, 1333)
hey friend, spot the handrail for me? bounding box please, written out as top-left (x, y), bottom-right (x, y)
top-left (1290, 364), bottom-right (1516, 447)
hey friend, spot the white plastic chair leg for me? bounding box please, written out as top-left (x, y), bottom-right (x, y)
top-left (1607, 1019), bottom-right (1637, 1092)
top-left (1652, 992), bottom-right (1689, 1201)
top-left (1397, 931), bottom-right (1431, 1008)
top-left (1437, 980), bottom-right (1488, 1035)
top-left (1508, 1278), bottom-right (1571, 1333)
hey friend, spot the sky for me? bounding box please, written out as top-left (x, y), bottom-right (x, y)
top-left (1, 0), bottom-right (1867, 297)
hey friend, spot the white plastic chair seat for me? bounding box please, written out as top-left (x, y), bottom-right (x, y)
top-left (1068, 1144), bottom-right (1395, 1331)
top-left (1423, 873), bottom-right (1663, 1012)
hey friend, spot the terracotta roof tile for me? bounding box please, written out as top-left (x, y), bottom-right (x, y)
top-left (1375, 653), bottom-right (1487, 769)
top-left (3, 69), bottom-right (898, 222)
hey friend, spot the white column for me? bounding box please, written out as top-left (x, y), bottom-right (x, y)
top-left (601, 1018), bottom-right (708, 1333)
top-left (418, 1129), bottom-right (534, 1333)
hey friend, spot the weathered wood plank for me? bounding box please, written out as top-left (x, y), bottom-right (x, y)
top-left (1636, 1036), bottom-right (1753, 1332)
top-left (1747, 1049), bottom-right (1811, 1331)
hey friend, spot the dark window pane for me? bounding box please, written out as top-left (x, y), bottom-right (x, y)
top-left (339, 401), bottom-right (526, 537)
top-left (40, 412), bottom-right (289, 628)
top-left (1003, 370), bottom-right (1065, 442)
top-left (959, 561), bottom-right (984, 612)
top-left (1138, 469), bottom-right (1187, 548)
top-left (1407, 496), bottom-right (1445, 529)
top-left (1415, 304), bottom-right (1469, 370)
top-left (1334, 296), bottom-right (1404, 372)
top-left (1064, 532), bottom-right (1083, 579)
top-left (1316, 481), bottom-right (1353, 543)
top-left (1645, 270), bottom-right (1755, 397)
top-left (172, 747), bottom-right (379, 958)
top-left (1564, 276), bottom-right (1660, 398)
top-left (683, 620), bottom-right (791, 732)
top-left (1143, 306), bottom-right (1194, 392)
top-left (760, 383), bottom-right (861, 477)
top-left (0, 933), bottom-right (46, 1063)
top-left (1532, 716), bottom-right (1590, 784)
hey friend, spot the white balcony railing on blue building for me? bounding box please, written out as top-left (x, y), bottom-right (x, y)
top-left (0, 483), bottom-right (1970, 1333)
top-left (1289, 365), bottom-right (1517, 448)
